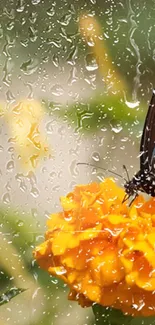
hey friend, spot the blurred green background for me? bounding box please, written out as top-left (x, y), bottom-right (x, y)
top-left (0, 0), bottom-right (155, 324)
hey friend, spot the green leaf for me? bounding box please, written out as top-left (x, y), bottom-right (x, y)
top-left (93, 304), bottom-right (133, 325)
top-left (131, 317), bottom-right (155, 325)
top-left (44, 93), bottom-right (145, 133)
top-left (93, 304), bottom-right (155, 325)
top-left (0, 287), bottom-right (26, 306)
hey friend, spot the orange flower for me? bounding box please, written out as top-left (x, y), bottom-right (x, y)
top-left (34, 178), bottom-right (155, 317)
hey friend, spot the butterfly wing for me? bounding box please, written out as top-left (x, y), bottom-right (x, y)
top-left (140, 90), bottom-right (155, 171)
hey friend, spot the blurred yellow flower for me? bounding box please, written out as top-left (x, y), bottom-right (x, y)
top-left (6, 100), bottom-right (49, 170)
top-left (34, 178), bottom-right (155, 317)
top-left (79, 15), bottom-right (126, 93)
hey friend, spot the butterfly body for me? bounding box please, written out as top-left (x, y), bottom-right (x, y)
top-left (124, 169), bottom-right (155, 198)
top-left (124, 90), bottom-right (155, 200)
top-left (77, 90), bottom-right (155, 202)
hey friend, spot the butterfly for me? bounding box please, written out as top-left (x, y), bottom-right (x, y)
top-left (78, 90), bottom-right (155, 203)
top-left (123, 90), bottom-right (155, 202)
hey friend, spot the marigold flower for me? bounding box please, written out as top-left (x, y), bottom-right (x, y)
top-left (34, 178), bottom-right (155, 317)
top-left (6, 100), bottom-right (49, 170)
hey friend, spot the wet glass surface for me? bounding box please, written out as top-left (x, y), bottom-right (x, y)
top-left (0, 1), bottom-right (155, 324)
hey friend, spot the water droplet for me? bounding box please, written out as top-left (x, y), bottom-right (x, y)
top-left (20, 38), bottom-right (29, 47)
top-left (6, 160), bottom-right (14, 172)
top-left (27, 171), bottom-right (37, 186)
top-left (125, 100), bottom-right (140, 109)
top-left (20, 58), bottom-right (39, 75)
top-left (69, 160), bottom-right (78, 176)
top-left (29, 12), bottom-right (37, 24)
top-left (55, 266), bottom-right (67, 276)
top-left (2, 193), bottom-right (11, 204)
top-left (58, 13), bottom-right (72, 26)
top-left (47, 7), bottom-right (55, 17)
top-left (92, 152), bottom-right (100, 162)
top-left (31, 0), bottom-right (41, 4)
top-left (6, 90), bottom-right (15, 102)
top-left (97, 172), bottom-right (105, 182)
top-left (16, 220), bottom-right (24, 227)
top-left (121, 137), bottom-right (129, 142)
top-left (64, 214), bottom-right (73, 222)
top-left (86, 37), bottom-right (95, 47)
top-left (3, 58), bottom-right (14, 86)
top-left (85, 53), bottom-right (98, 71)
top-left (68, 67), bottom-right (78, 86)
top-left (7, 21), bottom-right (15, 31)
top-left (5, 181), bottom-right (11, 191)
top-left (52, 54), bottom-right (59, 68)
top-left (51, 278), bottom-right (58, 284)
top-left (46, 121), bottom-right (53, 134)
top-left (111, 125), bottom-right (123, 134)
top-left (51, 84), bottom-right (64, 96)
top-left (16, 0), bottom-right (25, 12)
top-left (0, 24), bottom-right (3, 38)
top-left (67, 46), bottom-right (78, 65)
top-left (20, 181), bottom-right (27, 193)
top-left (30, 187), bottom-right (39, 198)
top-left (46, 38), bottom-right (61, 48)
top-left (29, 26), bottom-right (38, 42)
top-left (153, 49), bottom-right (155, 61)
top-left (50, 171), bottom-right (56, 178)
top-left (52, 185), bottom-right (60, 192)
top-left (31, 208), bottom-right (38, 218)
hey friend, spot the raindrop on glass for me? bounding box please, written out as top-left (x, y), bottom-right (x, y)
top-left (85, 53), bottom-right (98, 71)
top-left (92, 152), bottom-right (100, 162)
top-left (6, 160), bottom-right (14, 172)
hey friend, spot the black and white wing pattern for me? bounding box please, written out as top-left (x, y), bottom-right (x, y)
top-left (140, 90), bottom-right (155, 172)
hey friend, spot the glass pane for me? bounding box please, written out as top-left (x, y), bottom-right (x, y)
top-left (0, 1), bottom-right (155, 324)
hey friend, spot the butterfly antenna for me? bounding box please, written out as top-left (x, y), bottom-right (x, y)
top-left (122, 164), bottom-right (130, 182)
top-left (77, 162), bottom-right (126, 181)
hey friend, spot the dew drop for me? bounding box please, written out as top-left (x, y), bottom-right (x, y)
top-left (20, 58), bottom-right (39, 75)
top-left (29, 26), bottom-right (38, 42)
top-left (125, 100), bottom-right (139, 109)
top-left (47, 7), bottom-right (55, 17)
top-left (87, 37), bottom-right (95, 47)
top-left (51, 278), bottom-right (58, 284)
top-left (111, 125), bottom-right (123, 134)
top-left (51, 84), bottom-right (64, 96)
top-left (2, 193), bottom-right (11, 204)
top-left (85, 53), bottom-right (98, 71)
top-left (16, 0), bottom-right (25, 12)
top-left (55, 266), bottom-right (66, 276)
top-left (20, 181), bottom-right (27, 193)
top-left (92, 152), bottom-right (100, 162)
top-left (58, 13), bottom-right (72, 26)
top-left (6, 160), bottom-right (14, 172)
top-left (16, 220), bottom-right (24, 227)
top-left (46, 121), bottom-right (53, 134)
top-left (7, 21), bottom-right (15, 31)
top-left (30, 187), bottom-right (39, 198)
top-left (31, 208), bottom-right (38, 218)
top-left (5, 181), bottom-right (11, 191)
top-left (69, 160), bottom-right (78, 176)
top-left (52, 54), bottom-right (59, 67)
top-left (31, 0), bottom-right (41, 4)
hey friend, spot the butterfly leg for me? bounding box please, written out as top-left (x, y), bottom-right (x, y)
top-left (122, 193), bottom-right (130, 204)
top-left (129, 193), bottom-right (138, 206)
